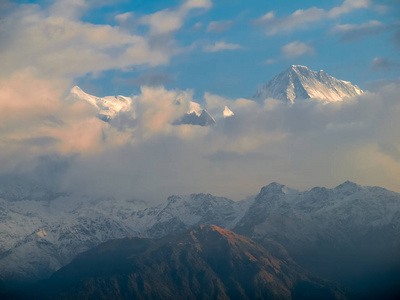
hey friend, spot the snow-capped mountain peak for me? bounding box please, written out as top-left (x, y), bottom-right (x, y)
top-left (1, 180), bottom-right (400, 289)
top-left (188, 101), bottom-right (202, 116)
top-left (223, 106), bottom-right (234, 118)
top-left (67, 86), bottom-right (133, 120)
top-left (253, 65), bottom-right (363, 103)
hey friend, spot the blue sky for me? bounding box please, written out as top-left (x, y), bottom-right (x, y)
top-left (81, 0), bottom-right (400, 100)
top-left (5, 0), bottom-right (400, 101)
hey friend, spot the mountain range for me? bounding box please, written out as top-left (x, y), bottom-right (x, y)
top-left (1, 66), bottom-right (395, 299)
top-left (1, 181), bottom-right (399, 299)
top-left (67, 65), bottom-right (363, 127)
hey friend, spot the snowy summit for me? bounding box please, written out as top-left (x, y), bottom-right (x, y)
top-left (253, 65), bottom-right (363, 104)
top-left (223, 106), bottom-right (234, 118)
top-left (68, 86), bottom-right (133, 121)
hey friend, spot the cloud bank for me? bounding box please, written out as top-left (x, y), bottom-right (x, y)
top-left (2, 79), bottom-right (400, 203)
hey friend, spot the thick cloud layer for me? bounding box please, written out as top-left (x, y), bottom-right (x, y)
top-left (1, 78), bottom-right (399, 203)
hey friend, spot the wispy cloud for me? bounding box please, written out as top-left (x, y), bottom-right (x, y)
top-left (330, 20), bottom-right (386, 43)
top-left (207, 20), bottom-right (233, 33)
top-left (264, 58), bottom-right (276, 65)
top-left (254, 0), bottom-right (372, 35)
top-left (371, 57), bottom-right (400, 71)
top-left (139, 0), bottom-right (212, 35)
top-left (116, 72), bottom-right (173, 87)
top-left (282, 41), bottom-right (315, 58)
top-left (203, 41), bottom-right (242, 52)
top-left (328, 0), bottom-right (371, 18)
top-left (254, 8), bottom-right (325, 36)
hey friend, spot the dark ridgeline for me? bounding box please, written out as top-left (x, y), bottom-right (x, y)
top-left (22, 225), bottom-right (343, 300)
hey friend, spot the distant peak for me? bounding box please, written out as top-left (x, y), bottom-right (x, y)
top-left (335, 181), bottom-right (360, 190)
top-left (258, 182), bottom-right (298, 198)
top-left (259, 182), bottom-right (285, 194)
top-left (70, 85), bottom-right (83, 93)
top-left (173, 109), bottom-right (215, 126)
top-left (223, 106), bottom-right (234, 118)
top-left (254, 65), bottom-right (363, 103)
top-left (200, 109), bottom-right (216, 123)
top-left (291, 65), bottom-right (309, 70)
top-left (288, 65), bottom-right (312, 74)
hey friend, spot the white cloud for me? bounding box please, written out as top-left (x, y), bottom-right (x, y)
top-left (0, 0), bottom-right (213, 80)
top-left (0, 5), bottom-right (175, 79)
top-left (49, 0), bottom-right (89, 20)
top-left (255, 8), bottom-right (325, 35)
top-left (115, 12), bottom-right (134, 23)
top-left (207, 20), bottom-right (233, 33)
top-left (0, 70), bottom-right (107, 162)
top-left (139, 10), bottom-right (184, 35)
top-left (2, 81), bottom-right (400, 202)
top-left (328, 0), bottom-right (371, 18)
top-left (182, 0), bottom-right (212, 10)
top-left (203, 41), bottom-right (242, 52)
top-left (254, 0), bottom-right (372, 35)
top-left (134, 86), bottom-right (194, 135)
top-left (139, 0), bottom-right (212, 35)
top-left (282, 41), bottom-right (315, 58)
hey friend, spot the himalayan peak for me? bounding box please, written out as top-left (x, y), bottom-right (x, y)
top-left (253, 65), bottom-right (363, 103)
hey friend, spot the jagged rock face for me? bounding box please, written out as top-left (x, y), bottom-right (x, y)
top-left (254, 65), bottom-right (363, 103)
top-left (23, 226), bottom-right (344, 300)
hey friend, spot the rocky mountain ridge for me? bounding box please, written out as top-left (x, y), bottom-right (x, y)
top-left (1, 181), bottom-right (399, 297)
top-left (254, 65), bottom-right (363, 103)
top-left (22, 225), bottom-right (344, 300)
